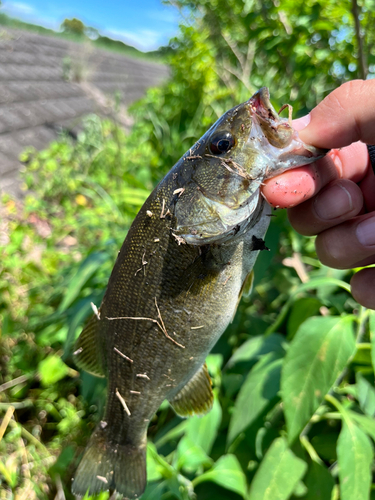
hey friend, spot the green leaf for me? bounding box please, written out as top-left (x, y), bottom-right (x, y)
top-left (337, 421), bottom-right (373, 500)
top-left (185, 395), bottom-right (222, 454)
top-left (286, 298), bottom-right (322, 340)
top-left (147, 442), bottom-right (164, 482)
top-left (292, 481), bottom-right (308, 497)
top-left (226, 334), bottom-right (286, 368)
top-left (58, 251), bottom-right (108, 312)
top-left (265, 278), bottom-right (351, 336)
top-left (356, 373), bottom-right (375, 417)
top-left (228, 353), bottom-right (282, 445)
top-left (282, 316), bottom-right (356, 443)
top-left (347, 411), bottom-right (375, 443)
top-left (248, 437), bottom-right (307, 500)
top-left (176, 436), bottom-right (213, 474)
top-left (302, 461), bottom-right (335, 500)
top-left (154, 420), bottom-right (188, 449)
top-left (193, 454), bottom-right (247, 498)
top-left (38, 355), bottom-right (69, 386)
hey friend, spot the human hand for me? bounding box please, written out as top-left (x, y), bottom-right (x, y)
top-left (262, 80), bottom-right (375, 309)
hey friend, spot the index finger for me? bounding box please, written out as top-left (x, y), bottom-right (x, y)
top-left (262, 141), bottom-right (369, 208)
top-left (297, 79), bottom-right (375, 149)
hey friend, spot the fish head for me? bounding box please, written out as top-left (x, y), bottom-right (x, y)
top-left (172, 88), bottom-right (327, 245)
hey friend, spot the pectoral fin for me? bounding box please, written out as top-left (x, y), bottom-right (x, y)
top-left (232, 269), bottom-right (254, 322)
top-left (240, 269), bottom-right (254, 300)
top-left (73, 314), bottom-right (105, 377)
top-left (169, 363), bottom-right (213, 417)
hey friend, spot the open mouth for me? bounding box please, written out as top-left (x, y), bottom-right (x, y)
top-left (247, 87), bottom-right (294, 150)
top-left (248, 87), bottom-right (281, 123)
top-left (246, 87), bottom-right (328, 173)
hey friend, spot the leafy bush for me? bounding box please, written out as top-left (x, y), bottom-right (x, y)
top-left (1, 1), bottom-right (375, 499)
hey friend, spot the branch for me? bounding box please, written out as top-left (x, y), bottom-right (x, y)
top-left (351, 0), bottom-right (367, 79)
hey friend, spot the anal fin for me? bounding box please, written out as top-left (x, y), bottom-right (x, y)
top-left (73, 314), bottom-right (105, 377)
top-left (169, 363), bottom-right (213, 417)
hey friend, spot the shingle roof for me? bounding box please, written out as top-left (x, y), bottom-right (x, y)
top-left (0, 27), bottom-right (169, 196)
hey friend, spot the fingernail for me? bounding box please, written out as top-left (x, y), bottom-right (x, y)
top-left (356, 216), bottom-right (375, 246)
top-left (314, 183), bottom-right (353, 220)
top-left (292, 114), bottom-right (311, 131)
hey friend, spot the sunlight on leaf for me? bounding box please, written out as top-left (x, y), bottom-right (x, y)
top-left (193, 454), bottom-right (247, 498)
top-left (228, 353), bottom-right (282, 445)
top-left (337, 420), bottom-right (373, 500)
top-left (281, 316), bottom-right (356, 443)
top-left (248, 437), bottom-right (307, 500)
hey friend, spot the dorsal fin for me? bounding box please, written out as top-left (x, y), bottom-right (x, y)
top-left (73, 314), bottom-right (105, 377)
top-left (169, 363), bottom-right (213, 417)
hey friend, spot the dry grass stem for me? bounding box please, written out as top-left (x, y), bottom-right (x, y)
top-left (278, 103), bottom-right (293, 124)
top-left (185, 155), bottom-right (202, 160)
top-left (54, 474), bottom-right (66, 500)
top-left (173, 188), bottom-right (185, 196)
top-left (190, 325), bottom-right (204, 330)
top-left (172, 233), bottom-right (186, 245)
top-left (0, 374), bottom-right (31, 393)
top-left (154, 297), bottom-right (185, 348)
top-left (115, 388), bottom-right (131, 416)
top-left (136, 373), bottom-right (150, 380)
top-left (142, 252), bottom-right (148, 266)
top-left (0, 405), bottom-right (15, 442)
top-left (221, 162), bottom-right (235, 174)
top-left (282, 252), bottom-right (309, 283)
top-left (114, 347), bottom-right (133, 363)
top-left (223, 275), bottom-right (232, 286)
top-left (130, 390), bottom-right (141, 394)
top-left (160, 199), bottom-right (171, 218)
top-left (106, 299), bottom-right (185, 349)
top-left (91, 302), bottom-right (100, 320)
top-left (7, 418), bottom-right (48, 452)
top-left (97, 475), bottom-right (108, 484)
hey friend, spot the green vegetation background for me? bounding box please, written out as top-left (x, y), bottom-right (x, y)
top-left (1, 0), bottom-right (375, 499)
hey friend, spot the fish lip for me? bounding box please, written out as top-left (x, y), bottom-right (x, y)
top-left (247, 87), bottom-right (280, 123)
top-left (247, 87), bottom-right (329, 163)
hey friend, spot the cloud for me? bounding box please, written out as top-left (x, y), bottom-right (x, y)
top-left (2, 1), bottom-right (35, 15)
top-left (104, 28), bottom-right (165, 52)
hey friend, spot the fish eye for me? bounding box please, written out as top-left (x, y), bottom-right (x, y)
top-left (209, 132), bottom-right (236, 155)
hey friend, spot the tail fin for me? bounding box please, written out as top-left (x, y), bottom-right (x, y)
top-left (72, 426), bottom-right (147, 499)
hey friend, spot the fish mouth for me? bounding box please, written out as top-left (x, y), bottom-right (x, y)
top-left (248, 87), bottom-right (281, 124)
top-left (246, 87), bottom-right (328, 176)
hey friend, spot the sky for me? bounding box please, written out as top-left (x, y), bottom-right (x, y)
top-left (1, 0), bottom-right (182, 51)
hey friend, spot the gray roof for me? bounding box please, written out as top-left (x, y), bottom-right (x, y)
top-left (0, 28), bottom-right (169, 196)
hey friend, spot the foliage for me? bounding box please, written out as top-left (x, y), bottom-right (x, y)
top-left (60, 18), bottom-right (86, 36)
top-left (1, 0), bottom-right (375, 499)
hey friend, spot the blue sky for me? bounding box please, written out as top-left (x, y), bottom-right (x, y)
top-left (1, 0), bottom-right (181, 51)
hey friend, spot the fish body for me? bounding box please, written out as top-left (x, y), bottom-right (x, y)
top-left (72, 88), bottom-right (325, 498)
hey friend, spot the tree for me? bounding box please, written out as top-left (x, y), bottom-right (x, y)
top-left (60, 18), bottom-right (86, 36)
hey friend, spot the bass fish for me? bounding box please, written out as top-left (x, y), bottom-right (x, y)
top-left (72, 88), bottom-right (325, 498)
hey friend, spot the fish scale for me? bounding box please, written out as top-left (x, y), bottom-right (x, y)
top-left (71, 88), bottom-right (326, 499)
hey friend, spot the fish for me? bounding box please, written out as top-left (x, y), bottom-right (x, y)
top-left (71, 88), bottom-right (326, 498)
